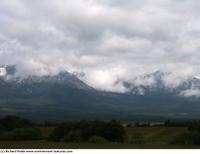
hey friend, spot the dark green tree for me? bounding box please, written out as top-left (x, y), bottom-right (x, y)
top-left (0, 116), bottom-right (33, 131)
top-left (48, 120), bottom-right (126, 142)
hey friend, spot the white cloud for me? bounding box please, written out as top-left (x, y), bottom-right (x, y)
top-left (1, 0), bottom-right (200, 91)
top-left (180, 88), bottom-right (200, 98)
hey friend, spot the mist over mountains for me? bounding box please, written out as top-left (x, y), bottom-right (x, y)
top-left (2, 65), bottom-right (200, 98)
top-left (1, 1), bottom-right (200, 122)
top-left (1, 0), bottom-right (200, 94)
top-left (0, 65), bottom-right (200, 122)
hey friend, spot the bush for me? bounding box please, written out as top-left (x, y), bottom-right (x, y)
top-left (128, 134), bottom-right (145, 144)
top-left (48, 121), bottom-right (79, 142)
top-left (88, 136), bottom-right (109, 144)
top-left (0, 131), bottom-right (15, 141)
top-left (0, 124), bottom-right (5, 133)
top-left (172, 132), bottom-right (200, 145)
top-left (13, 128), bottom-right (43, 140)
top-left (0, 128), bottom-right (43, 141)
top-left (188, 121), bottom-right (200, 132)
top-left (62, 130), bottom-right (82, 142)
top-left (48, 120), bottom-right (126, 142)
top-left (0, 116), bottom-right (33, 131)
top-left (104, 120), bottom-right (126, 142)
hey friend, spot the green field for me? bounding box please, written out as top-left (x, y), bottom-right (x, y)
top-left (0, 126), bottom-right (200, 149)
top-left (0, 141), bottom-right (200, 149)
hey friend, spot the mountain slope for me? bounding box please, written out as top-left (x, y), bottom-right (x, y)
top-left (0, 67), bottom-right (200, 121)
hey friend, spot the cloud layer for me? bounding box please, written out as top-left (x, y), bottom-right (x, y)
top-left (1, 0), bottom-right (200, 91)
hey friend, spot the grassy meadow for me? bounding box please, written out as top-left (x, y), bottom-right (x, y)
top-left (0, 126), bottom-right (199, 149)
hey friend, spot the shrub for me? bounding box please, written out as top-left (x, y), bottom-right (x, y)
top-left (48, 133), bottom-right (60, 142)
top-left (172, 132), bottom-right (200, 145)
top-left (48, 120), bottom-right (126, 142)
top-left (0, 128), bottom-right (43, 141)
top-left (12, 128), bottom-right (43, 140)
top-left (128, 134), bottom-right (145, 144)
top-left (0, 124), bottom-right (5, 133)
top-left (48, 121), bottom-right (78, 141)
top-left (104, 120), bottom-right (126, 142)
top-left (188, 121), bottom-right (200, 132)
top-left (0, 131), bottom-right (14, 141)
top-left (63, 130), bottom-right (82, 142)
top-left (88, 136), bottom-right (109, 144)
top-left (0, 116), bottom-right (33, 131)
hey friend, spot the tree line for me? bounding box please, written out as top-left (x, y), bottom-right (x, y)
top-left (1, 115), bottom-right (200, 145)
top-left (0, 116), bottom-right (126, 143)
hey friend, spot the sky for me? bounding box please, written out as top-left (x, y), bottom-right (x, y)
top-left (1, 0), bottom-right (200, 92)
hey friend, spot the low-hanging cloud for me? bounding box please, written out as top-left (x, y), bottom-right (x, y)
top-left (1, 0), bottom-right (200, 92)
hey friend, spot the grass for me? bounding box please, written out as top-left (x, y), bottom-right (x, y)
top-left (125, 126), bottom-right (188, 143)
top-left (0, 126), bottom-right (199, 149)
top-left (0, 141), bottom-right (200, 149)
top-left (39, 126), bottom-right (54, 137)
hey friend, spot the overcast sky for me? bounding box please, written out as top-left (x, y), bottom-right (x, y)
top-left (1, 0), bottom-right (200, 92)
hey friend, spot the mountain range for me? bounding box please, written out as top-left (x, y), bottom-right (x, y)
top-left (0, 65), bottom-right (200, 122)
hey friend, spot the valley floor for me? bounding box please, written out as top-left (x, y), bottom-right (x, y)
top-left (0, 127), bottom-right (199, 149)
top-left (0, 141), bottom-right (199, 149)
